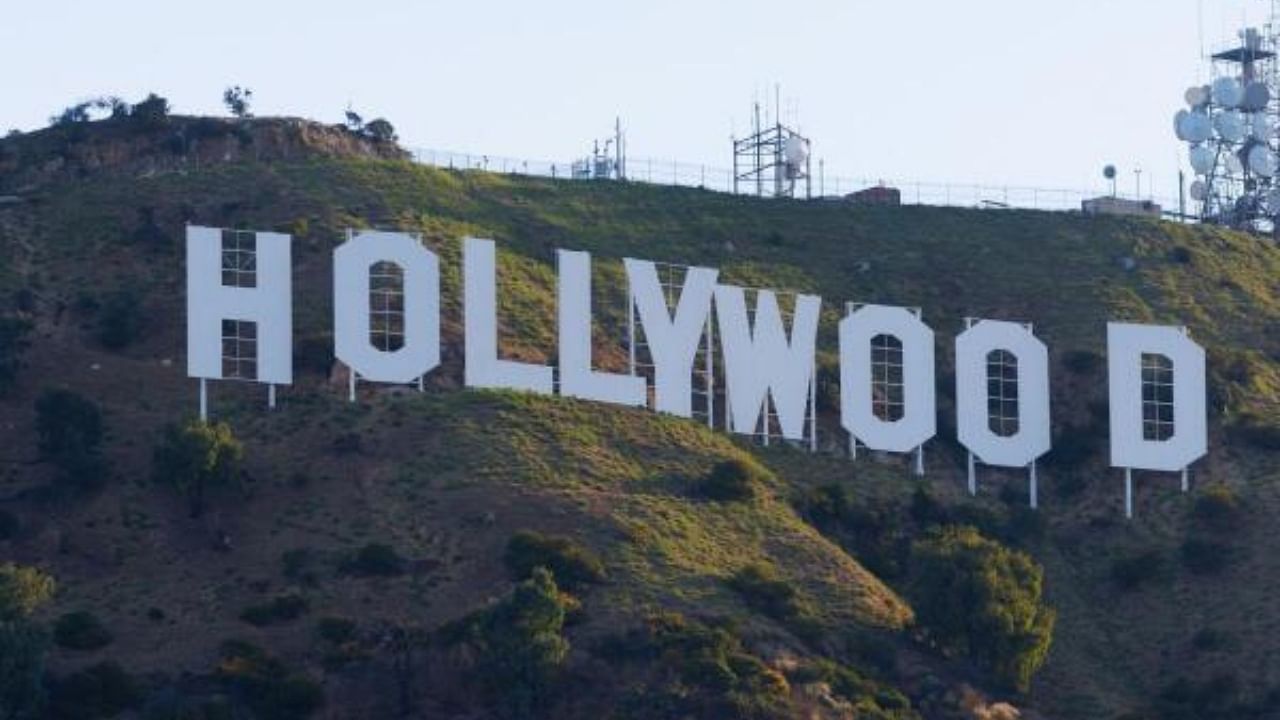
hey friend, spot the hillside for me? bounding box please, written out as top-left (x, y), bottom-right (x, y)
top-left (1, 116), bottom-right (1279, 719)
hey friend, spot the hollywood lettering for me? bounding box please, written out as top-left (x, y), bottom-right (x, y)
top-left (187, 227), bottom-right (1208, 517)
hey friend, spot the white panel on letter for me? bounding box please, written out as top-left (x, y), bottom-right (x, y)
top-left (557, 250), bottom-right (645, 406)
top-left (955, 320), bottom-right (1051, 467)
top-left (463, 237), bottom-right (554, 394)
top-left (1108, 322), bottom-right (1207, 471)
top-left (334, 231), bottom-right (440, 384)
top-left (714, 285), bottom-right (821, 441)
top-left (624, 259), bottom-right (717, 417)
top-left (839, 305), bottom-right (935, 452)
top-left (186, 226), bottom-right (292, 384)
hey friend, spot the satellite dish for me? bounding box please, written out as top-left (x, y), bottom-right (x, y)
top-left (1190, 180), bottom-right (1209, 201)
top-left (1267, 187), bottom-right (1280, 213)
top-left (1243, 81), bottom-right (1272, 111)
top-left (1103, 164), bottom-right (1117, 180)
top-left (1250, 113), bottom-right (1274, 140)
top-left (1181, 111), bottom-right (1213, 143)
top-left (1212, 77), bottom-right (1244, 108)
top-left (1174, 110), bottom-right (1192, 141)
top-left (1190, 145), bottom-right (1215, 174)
top-left (1226, 152), bottom-right (1245, 175)
top-left (1215, 110), bottom-right (1246, 142)
top-left (1186, 85), bottom-right (1211, 108)
top-left (783, 136), bottom-right (808, 166)
top-left (1247, 144), bottom-right (1277, 177)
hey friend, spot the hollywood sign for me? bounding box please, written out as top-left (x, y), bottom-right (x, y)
top-left (186, 227), bottom-right (1208, 518)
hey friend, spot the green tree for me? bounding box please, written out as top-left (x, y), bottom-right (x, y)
top-left (0, 564), bottom-right (55, 622)
top-left (152, 420), bottom-right (243, 517)
top-left (909, 526), bottom-right (1055, 692)
top-left (0, 564), bottom-right (54, 720)
top-left (0, 318), bottom-right (32, 396)
top-left (469, 567), bottom-right (570, 719)
top-left (363, 118), bottom-right (397, 144)
top-left (129, 93), bottom-right (169, 129)
top-left (222, 86), bottom-right (253, 118)
top-left (35, 389), bottom-right (105, 490)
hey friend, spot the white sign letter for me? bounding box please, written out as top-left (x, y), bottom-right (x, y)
top-left (714, 286), bottom-right (820, 441)
top-left (839, 305), bottom-right (935, 453)
top-left (624, 259), bottom-right (717, 416)
top-left (557, 250), bottom-right (645, 406)
top-left (334, 231), bottom-right (440, 384)
top-left (186, 226), bottom-right (292, 384)
top-left (955, 320), bottom-right (1051, 467)
top-left (1108, 322), bottom-right (1207, 472)
top-left (463, 237), bottom-right (554, 394)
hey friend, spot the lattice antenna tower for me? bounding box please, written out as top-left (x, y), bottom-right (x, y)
top-left (732, 86), bottom-right (812, 199)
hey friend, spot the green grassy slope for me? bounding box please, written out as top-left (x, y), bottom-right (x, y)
top-left (1, 141), bottom-right (1279, 718)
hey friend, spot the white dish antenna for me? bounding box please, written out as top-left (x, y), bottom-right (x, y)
top-left (1190, 180), bottom-right (1209, 201)
top-left (1180, 111), bottom-right (1213, 144)
top-left (1251, 113), bottom-right (1274, 140)
top-left (1226, 152), bottom-right (1245, 175)
top-left (784, 136), bottom-right (808, 166)
top-left (1247, 144), bottom-right (1277, 177)
top-left (1215, 110), bottom-right (1246, 143)
top-left (1212, 77), bottom-right (1245, 108)
top-left (1190, 145), bottom-right (1216, 174)
top-left (1185, 85), bottom-right (1212, 108)
top-left (1243, 81), bottom-right (1272, 111)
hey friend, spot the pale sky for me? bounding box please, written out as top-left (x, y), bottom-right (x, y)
top-left (3, 0), bottom-right (1268, 204)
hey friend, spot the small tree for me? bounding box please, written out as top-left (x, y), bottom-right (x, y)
top-left (129, 93), bottom-right (170, 129)
top-left (363, 118), bottom-right (397, 144)
top-left (96, 289), bottom-right (143, 350)
top-left (35, 388), bottom-right (105, 490)
top-left (909, 526), bottom-right (1056, 692)
top-left (152, 420), bottom-right (243, 517)
top-left (0, 564), bottom-right (55, 622)
top-left (223, 86), bottom-right (253, 118)
top-left (343, 108), bottom-right (364, 133)
top-left (0, 318), bottom-right (32, 396)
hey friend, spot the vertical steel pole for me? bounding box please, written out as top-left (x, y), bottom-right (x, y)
top-left (1125, 469), bottom-right (1134, 519)
top-left (199, 379), bottom-right (208, 422)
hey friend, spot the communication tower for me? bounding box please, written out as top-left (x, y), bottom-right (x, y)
top-left (1175, 10), bottom-right (1280, 233)
top-left (572, 118), bottom-right (627, 181)
top-left (732, 90), bottom-right (812, 199)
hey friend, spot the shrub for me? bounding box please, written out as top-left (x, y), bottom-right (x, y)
top-left (217, 640), bottom-right (323, 719)
top-left (504, 531), bottom-right (605, 590)
top-left (0, 620), bottom-right (49, 720)
top-left (363, 118), bottom-right (397, 144)
top-left (342, 543), bottom-right (405, 577)
top-left (281, 548), bottom-right (316, 583)
top-left (152, 420), bottom-right (243, 517)
top-left (698, 459), bottom-right (769, 502)
top-left (239, 594), bottom-right (309, 627)
top-left (1180, 536), bottom-right (1234, 575)
top-left (909, 526), bottom-right (1056, 692)
top-left (1192, 485), bottom-right (1242, 534)
top-left (0, 317), bottom-right (32, 395)
top-left (53, 611), bottom-right (112, 650)
top-left (129, 93), bottom-right (170, 129)
top-left (1063, 349), bottom-right (1104, 375)
top-left (35, 388), bottom-right (105, 490)
top-left (96, 289), bottom-right (143, 349)
top-left (448, 567), bottom-right (571, 719)
top-left (727, 564), bottom-right (803, 622)
top-left (1110, 549), bottom-right (1163, 591)
top-left (316, 617), bottom-right (356, 644)
top-left (1227, 417), bottom-right (1280, 451)
top-left (46, 661), bottom-right (141, 719)
top-left (0, 563), bottom-right (56, 620)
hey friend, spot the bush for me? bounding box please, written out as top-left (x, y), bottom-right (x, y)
top-left (1063, 349), bottom-right (1104, 375)
top-left (1180, 536), bottom-right (1234, 575)
top-left (0, 317), bottom-right (32, 395)
top-left (0, 620), bottom-right (49, 720)
top-left (129, 94), bottom-right (170, 129)
top-left (316, 617), bottom-right (356, 644)
top-left (152, 420), bottom-right (243, 517)
top-left (46, 661), bottom-right (141, 719)
top-left (0, 563), bottom-right (56, 620)
top-left (1228, 417), bottom-right (1280, 451)
top-left (698, 459), bottom-right (769, 502)
top-left (363, 118), bottom-right (397, 144)
top-left (53, 611), bottom-right (112, 650)
top-left (1192, 485), bottom-right (1242, 534)
top-left (727, 564), bottom-right (803, 622)
top-left (909, 526), bottom-right (1056, 692)
top-left (239, 594), bottom-right (309, 627)
top-left (35, 388), bottom-right (105, 490)
top-left (342, 543), bottom-right (405, 577)
top-left (96, 289), bottom-right (143, 350)
top-left (504, 531), bottom-right (605, 590)
top-left (1110, 549), bottom-right (1163, 591)
top-left (217, 640), bottom-right (323, 719)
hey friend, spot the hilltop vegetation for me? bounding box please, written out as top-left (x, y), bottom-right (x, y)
top-left (0, 115), bottom-right (1277, 718)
